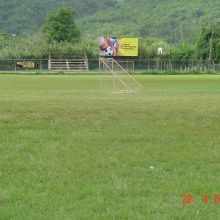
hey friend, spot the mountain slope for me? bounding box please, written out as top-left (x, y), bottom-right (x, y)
top-left (0, 0), bottom-right (220, 43)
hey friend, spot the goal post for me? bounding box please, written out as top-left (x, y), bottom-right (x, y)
top-left (99, 58), bottom-right (144, 93)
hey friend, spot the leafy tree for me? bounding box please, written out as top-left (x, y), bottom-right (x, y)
top-left (43, 7), bottom-right (80, 44)
top-left (196, 25), bottom-right (220, 60)
top-left (139, 38), bottom-right (169, 59)
top-left (0, 32), bottom-right (12, 50)
top-left (0, 34), bottom-right (7, 50)
top-left (170, 42), bottom-right (195, 60)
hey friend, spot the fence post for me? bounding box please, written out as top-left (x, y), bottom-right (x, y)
top-left (40, 59), bottom-right (42, 71)
top-left (170, 59), bottom-right (173, 71)
top-left (14, 59), bottom-right (16, 72)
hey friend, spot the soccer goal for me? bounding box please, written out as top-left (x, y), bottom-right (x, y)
top-left (99, 58), bottom-right (144, 93)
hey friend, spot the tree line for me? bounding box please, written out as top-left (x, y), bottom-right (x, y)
top-left (1, 0), bottom-right (220, 43)
top-left (0, 7), bottom-right (219, 61)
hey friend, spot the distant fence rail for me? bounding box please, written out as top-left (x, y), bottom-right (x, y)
top-left (0, 58), bottom-right (219, 73)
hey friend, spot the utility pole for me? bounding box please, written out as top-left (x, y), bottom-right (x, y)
top-left (209, 26), bottom-right (214, 61)
top-left (208, 26), bottom-right (214, 70)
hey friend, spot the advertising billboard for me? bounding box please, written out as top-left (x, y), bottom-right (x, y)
top-left (16, 61), bottom-right (39, 69)
top-left (99, 37), bottom-right (139, 57)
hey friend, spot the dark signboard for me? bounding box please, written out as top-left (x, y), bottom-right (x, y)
top-left (16, 61), bottom-right (39, 69)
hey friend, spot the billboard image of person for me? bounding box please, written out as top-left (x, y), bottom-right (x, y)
top-left (99, 37), bottom-right (138, 57)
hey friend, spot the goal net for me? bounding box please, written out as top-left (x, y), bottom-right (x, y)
top-left (99, 58), bottom-right (144, 93)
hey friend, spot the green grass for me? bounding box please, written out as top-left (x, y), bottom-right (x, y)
top-left (1, 74), bottom-right (220, 220)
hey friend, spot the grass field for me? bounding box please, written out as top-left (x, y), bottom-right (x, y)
top-left (1, 74), bottom-right (220, 220)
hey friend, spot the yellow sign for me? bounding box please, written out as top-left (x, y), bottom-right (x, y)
top-left (99, 37), bottom-right (139, 57)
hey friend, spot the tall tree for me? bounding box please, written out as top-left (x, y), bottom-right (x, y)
top-left (43, 7), bottom-right (80, 44)
top-left (196, 25), bottom-right (220, 60)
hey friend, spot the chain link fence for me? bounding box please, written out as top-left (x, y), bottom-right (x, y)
top-left (0, 58), bottom-right (219, 73)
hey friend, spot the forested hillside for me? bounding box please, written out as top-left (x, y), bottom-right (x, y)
top-left (0, 0), bottom-right (220, 43)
